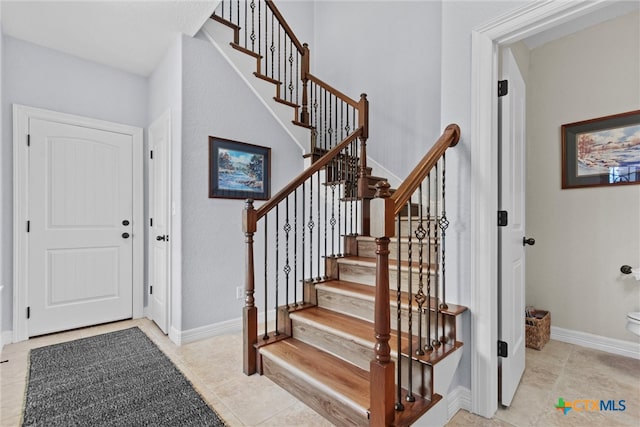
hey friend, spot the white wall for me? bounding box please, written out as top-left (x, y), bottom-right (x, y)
top-left (179, 34), bottom-right (303, 330)
top-left (525, 11), bottom-right (640, 342)
top-left (1, 36), bottom-right (148, 335)
top-left (311, 1), bottom-right (443, 180)
top-left (0, 8), bottom-right (4, 347)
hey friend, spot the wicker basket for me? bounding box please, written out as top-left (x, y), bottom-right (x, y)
top-left (525, 310), bottom-right (550, 350)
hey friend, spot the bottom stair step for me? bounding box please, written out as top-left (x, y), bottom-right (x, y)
top-left (260, 338), bottom-right (370, 426)
top-left (259, 337), bottom-right (441, 427)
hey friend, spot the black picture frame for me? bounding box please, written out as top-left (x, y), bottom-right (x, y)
top-left (209, 136), bottom-right (271, 200)
top-left (561, 110), bottom-right (640, 189)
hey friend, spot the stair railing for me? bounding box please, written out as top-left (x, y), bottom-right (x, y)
top-left (242, 128), bottom-right (365, 375)
top-left (213, 0), bottom-right (368, 168)
top-left (369, 124), bottom-right (460, 426)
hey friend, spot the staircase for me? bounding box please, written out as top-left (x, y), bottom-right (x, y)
top-left (205, 2), bottom-right (466, 425)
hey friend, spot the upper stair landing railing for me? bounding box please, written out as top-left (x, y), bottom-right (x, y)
top-left (212, 0), bottom-right (368, 164)
top-left (368, 124), bottom-right (461, 426)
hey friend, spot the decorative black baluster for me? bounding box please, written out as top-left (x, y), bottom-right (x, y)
top-left (250, 0), bottom-right (256, 51)
top-left (288, 40), bottom-right (294, 102)
top-left (330, 174), bottom-right (337, 257)
top-left (302, 181), bottom-right (306, 299)
top-left (323, 166), bottom-right (328, 279)
top-left (406, 200), bottom-right (415, 401)
top-left (317, 171), bottom-right (321, 281)
top-left (439, 155), bottom-right (449, 314)
top-left (395, 215), bottom-right (404, 412)
top-left (425, 175), bottom-right (433, 352)
top-left (269, 11), bottom-right (275, 79)
top-left (275, 204), bottom-right (280, 335)
top-left (294, 188), bottom-right (298, 305)
top-left (263, 214), bottom-right (269, 340)
top-left (284, 196), bottom-right (291, 308)
top-left (328, 93), bottom-right (333, 151)
top-left (257, 0), bottom-right (261, 57)
top-left (432, 165), bottom-right (441, 349)
top-left (243, 0), bottom-right (248, 48)
top-left (415, 184), bottom-right (428, 354)
top-left (309, 177), bottom-right (314, 281)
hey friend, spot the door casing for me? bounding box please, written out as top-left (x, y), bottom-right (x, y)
top-left (13, 104), bottom-right (144, 342)
top-left (470, 0), bottom-right (619, 418)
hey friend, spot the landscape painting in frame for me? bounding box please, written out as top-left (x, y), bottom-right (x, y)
top-left (561, 110), bottom-right (640, 189)
top-left (209, 137), bottom-right (271, 200)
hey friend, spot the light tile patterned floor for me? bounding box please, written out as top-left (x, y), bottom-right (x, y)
top-left (1, 319), bottom-right (638, 426)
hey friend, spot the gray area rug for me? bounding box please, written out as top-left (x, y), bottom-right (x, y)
top-left (22, 327), bottom-right (227, 427)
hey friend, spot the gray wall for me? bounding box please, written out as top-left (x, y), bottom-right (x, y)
top-left (180, 34), bottom-right (304, 329)
top-left (311, 1), bottom-right (443, 181)
top-left (1, 36), bottom-right (148, 333)
top-left (525, 11), bottom-right (640, 342)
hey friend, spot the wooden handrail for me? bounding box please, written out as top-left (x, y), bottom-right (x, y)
top-left (265, 0), bottom-right (304, 53)
top-left (254, 128), bottom-right (364, 221)
top-left (307, 73), bottom-right (360, 108)
top-left (390, 124), bottom-right (460, 216)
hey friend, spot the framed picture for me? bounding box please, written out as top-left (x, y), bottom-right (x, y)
top-left (561, 110), bottom-right (640, 189)
top-left (209, 136), bottom-right (271, 200)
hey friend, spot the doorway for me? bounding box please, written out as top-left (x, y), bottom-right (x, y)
top-left (469, 0), bottom-right (635, 418)
top-left (13, 105), bottom-right (144, 341)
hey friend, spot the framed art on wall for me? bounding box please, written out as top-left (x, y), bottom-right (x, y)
top-left (561, 110), bottom-right (640, 189)
top-left (209, 136), bottom-right (271, 200)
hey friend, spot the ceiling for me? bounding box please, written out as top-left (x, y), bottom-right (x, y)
top-left (0, 1), bottom-right (219, 76)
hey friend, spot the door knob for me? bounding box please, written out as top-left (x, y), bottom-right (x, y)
top-left (122, 220), bottom-right (130, 226)
top-left (523, 237), bottom-right (535, 246)
top-left (156, 235), bottom-right (166, 241)
top-left (122, 232), bottom-right (130, 239)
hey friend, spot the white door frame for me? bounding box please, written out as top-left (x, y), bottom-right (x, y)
top-left (469, 0), bottom-right (616, 418)
top-left (148, 110), bottom-right (172, 334)
top-left (13, 104), bottom-right (144, 342)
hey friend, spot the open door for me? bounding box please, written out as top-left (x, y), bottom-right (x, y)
top-left (498, 47), bottom-right (530, 406)
top-left (149, 111), bottom-right (172, 334)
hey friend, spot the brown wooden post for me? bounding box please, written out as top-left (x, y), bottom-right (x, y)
top-left (369, 182), bottom-right (395, 426)
top-left (242, 199), bottom-right (258, 375)
top-left (357, 93), bottom-right (369, 200)
top-left (300, 43), bottom-right (311, 127)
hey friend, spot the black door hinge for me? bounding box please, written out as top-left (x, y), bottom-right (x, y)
top-left (27, 134), bottom-right (31, 147)
top-left (26, 220), bottom-right (30, 232)
top-left (27, 306), bottom-right (31, 319)
top-left (150, 286), bottom-right (153, 295)
top-left (150, 218), bottom-right (153, 227)
top-left (498, 211), bottom-right (508, 227)
top-left (498, 80), bottom-right (508, 97)
top-left (498, 340), bottom-right (508, 357)
top-left (150, 150), bottom-right (154, 159)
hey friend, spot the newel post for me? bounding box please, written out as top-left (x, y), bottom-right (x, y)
top-left (369, 181), bottom-right (395, 427)
top-left (300, 43), bottom-right (311, 127)
top-left (242, 199), bottom-right (258, 375)
top-left (357, 93), bottom-right (369, 199)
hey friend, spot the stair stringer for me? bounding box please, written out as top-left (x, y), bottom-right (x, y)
top-left (199, 19), bottom-right (309, 153)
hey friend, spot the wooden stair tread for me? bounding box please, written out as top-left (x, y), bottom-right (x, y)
top-left (274, 97), bottom-right (298, 108)
top-left (253, 71), bottom-right (280, 85)
top-left (290, 306), bottom-right (462, 365)
top-left (230, 43), bottom-right (261, 59)
top-left (259, 337), bottom-right (370, 416)
top-left (338, 255), bottom-right (437, 274)
top-left (316, 279), bottom-right (468, 316)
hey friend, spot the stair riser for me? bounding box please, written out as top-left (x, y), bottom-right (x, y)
top-left (357, 239), bottom-right (439, 262)
top-left (316, 289), bottom-right (457, 344)
top-left (261, 356), bottom-right (368, 427)
top-left (338, 262), bottom-right (436, 292)
top-left (292, 320), bottom-right (433, 398)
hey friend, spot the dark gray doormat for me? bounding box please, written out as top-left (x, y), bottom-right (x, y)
top-left (22, 327), bottom-right (227, 427)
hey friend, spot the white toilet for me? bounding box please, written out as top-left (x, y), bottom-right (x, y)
top-left (626, 312), bottom-right (640, 336)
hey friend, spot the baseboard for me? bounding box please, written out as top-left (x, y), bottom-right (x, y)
top-left (446, 385), bottom-right (471, 421)
top-left (551, 326), bottom-right (640, 360)
top-left (0, 330), bottom-right (13, 350)
top-left (169, 309), bottom-right (277, 346)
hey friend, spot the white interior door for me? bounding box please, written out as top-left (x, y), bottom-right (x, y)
top-left (149, 112), bottom-right (171, 334)
top-left (28, 118), bottom-right (134, 336)
top-left (498, 47), bottom-right (527, 407)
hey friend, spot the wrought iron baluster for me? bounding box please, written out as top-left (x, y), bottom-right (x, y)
top-left (328, 93), bottom-right (333, 151)
top-left (270, 11), bottom-right (275, 79)
top-left (432, 165), bottom-right (441, 349)
top-left (284, 196), bottom-right (291, 308)
top-left (337, 151), bottom-right (342, 257)
top-left (288, 40), bottom-right (294, 102)
top-left (415, 184), bottom-right (427, 354)
top-left (323, 166), bottom-right (328, 279)
top-left (439, 155), bottom-right (449, 314)
top-left (243, 0), bottom-right (248, 48)
top-left (395, 215), bottom-right (404, 412)
top-left (277, 24), bottom-right (281, 83)
top-left (302, 181), bottom-right (306, 299)
top-left (309, 177), bottom-right (314, 281)
top-left (263, 214), bottom-right (269, 340)
top-left (275, 204), bottom-right (280, 335)
top-left (425, 176), bottom-right (433, 352)
top-left (236, 0), bottom-right (240, 31)
top-left (250, 0), bottom-right (256, 51)
top-left (294, 188), bottom-right (298, 305)
top-left (317, 171), bottom-right (321, 281)
top-left (330, 169), bottom-right (337, 257)
top-left (405, 200), bottom-right (415, 401)
top-left (257, 0), bottom-right (261, 57)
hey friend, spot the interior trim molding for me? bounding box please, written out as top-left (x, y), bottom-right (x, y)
top-left (12, 104), bottom-right (144, 342)
top-left (551, 326), bottom-right (640, 360)
top-left (446, 386), bottom-right (472, 422)
top-left (470, 0), bottom-right (614, 418)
